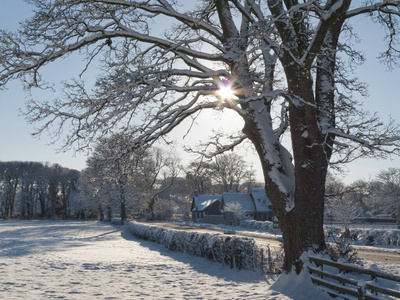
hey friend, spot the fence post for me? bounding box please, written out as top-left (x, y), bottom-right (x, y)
top-left (260, 249), bottom-right (264, 273)
top-left (221, 244), bottom-right (225, 267)
top-left (267, 245), bottom-right (273, 273)
top-left (370, 275), bottom-right (378, 296)
top-left (253, 249), bottom-right (257, 271)
top-left (357, 284), bottom-right (365, 300)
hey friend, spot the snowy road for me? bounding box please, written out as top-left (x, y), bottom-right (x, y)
top-left (0, 220), bottom-right (330, 299)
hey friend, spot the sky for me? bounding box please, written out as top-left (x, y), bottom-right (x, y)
top-left (0, 0), bottom-right (88, 170)
top-left (0, 1), bottom-right (400, 184)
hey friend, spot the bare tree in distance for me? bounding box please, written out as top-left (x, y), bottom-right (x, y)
top-left (0, 161), bottom-right (79, 220)
top-left (2, 0), bottom-right (400, 272)
top-left (84, 133), bottom-right (181, 222)
top-left (146, 148), bottom-right (182, 220)
top-left (186, 159), bottom-right (214, 195)
top-left (327, 196), bottom-right (361, 230)
top-left (210, 153), bottom-right (252, 193)
top-left (186, 153), bottom-right (256, 194)
top-left (369, 168), bottom-right (400, 224)
top-left (85, 133), bottom-right (157, 223)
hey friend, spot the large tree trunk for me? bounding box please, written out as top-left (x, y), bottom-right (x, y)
top-left (218, 0), bottom-right (348, 274)
top-left (280, 159), bottom-right (327, 272)
top-left (243, 86), bottom-right (328, 272)
top-left (245, 128), bottom-right (328, 272)
top-left (284, 68), bottom-right (329, 272)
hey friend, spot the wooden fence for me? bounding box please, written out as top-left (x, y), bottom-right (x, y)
top-left (309, 256), bottom-right (400, 299)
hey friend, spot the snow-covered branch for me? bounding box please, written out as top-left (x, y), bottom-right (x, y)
top-left (185, 132), bottom-right (248, 159)
top-left (346, 1), bottom-right (400, 19)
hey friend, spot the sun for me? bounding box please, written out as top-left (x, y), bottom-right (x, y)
top-left (217, 83), bottom-right (235, 100)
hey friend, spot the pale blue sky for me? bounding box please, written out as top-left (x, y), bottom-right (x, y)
top-left (0, 0), bottom-right (89, 170)
top-left (0, 1), bottom-right (399, 183)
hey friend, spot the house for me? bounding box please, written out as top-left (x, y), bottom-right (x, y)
top-left (191, 188), bottom-right (274, 223)
top-left (221, 192), bottom-right (256, 218)
top-left (251, 188), bottom-right (274, 221)
top-left (191, 191), bottom-right (222, 222)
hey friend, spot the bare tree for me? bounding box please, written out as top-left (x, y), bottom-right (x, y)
top-left (146, 148), bottom-right (182, 220)
top-left (186, 159), bottom-right (214, 195)
top-left (84, 133), bottom-right (153, 223)
top-left (325, 173), bottom-right (370, 223)
top-left (186, 153), bottom-right (254, 194)
top-left (19, 162), bottom-right (47, 219)
top-left (327, 196), bottom-right (361, 230)
top-left (71, 169), bottom-right (103, 220)
top-left (58, 168), bottom-right (80, 219)
top-left (366, 168), bottom-right (400, 224)
top-left (2, 0), bottom-right (400, 272)
top-left (0, 162), bottom-right (22, 219)
top-left (83, 133), bottom-right (180, 222)
top-left (209, 153), bottom-right (252, 193)
top-left (0, 161), bottom-right (79, 219)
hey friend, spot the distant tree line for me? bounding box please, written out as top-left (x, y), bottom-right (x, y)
top-left (0, 161), bottom-right (79, 220)
top-left (74, 134), bottom-right (259, 223)
top-left (1, 154), bottom-right (399, 226)
top-left (0, 141), bottom-right (258, 222)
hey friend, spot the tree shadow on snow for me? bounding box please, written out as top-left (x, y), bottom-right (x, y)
top-left (0, 220), bottom-right (119, 257)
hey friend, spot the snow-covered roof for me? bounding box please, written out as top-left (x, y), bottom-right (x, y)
top-left (251, 188), bottom-right (272, 213)
top-left (192, 195), bottom-right (222, 212)
top-left (222, 192), bottom-right (255, 213)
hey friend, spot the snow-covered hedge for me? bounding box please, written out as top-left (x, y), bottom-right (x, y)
top-left (128, 221), bottom-right (262, 271)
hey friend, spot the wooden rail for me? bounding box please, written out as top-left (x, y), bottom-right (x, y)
top-left (309, 256), bottom-right (400, 299)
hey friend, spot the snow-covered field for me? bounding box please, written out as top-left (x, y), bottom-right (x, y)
top-left (0, 220), bottom-right (333, 299)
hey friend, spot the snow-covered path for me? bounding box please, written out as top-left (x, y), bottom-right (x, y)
top-left (0, 220), bottom-right (317, 299)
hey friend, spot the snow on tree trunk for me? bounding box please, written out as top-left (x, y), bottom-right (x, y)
top-left (243, 103), bottom-right (327, 272)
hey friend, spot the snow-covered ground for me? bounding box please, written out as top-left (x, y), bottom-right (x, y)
top-left (1, 220), bottom-right (399, 299)
top-left (0, 220), bottom-right (334, 299)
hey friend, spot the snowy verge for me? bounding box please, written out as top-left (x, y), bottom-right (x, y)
top-left (103, 217), bottom-right (123, 225)
top-left (128, 221), bottom-right (268, 272)
top-left (179, 219), bottom-right (400, 248)
top-left (174, 220), bottom-right (283, 241)
top-left (242, 220), bottom-right (400, 248)
top-left (326, 226), bottom-right (400, 247)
